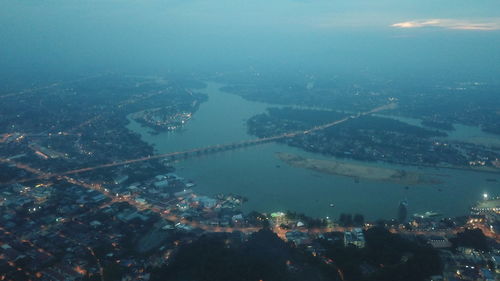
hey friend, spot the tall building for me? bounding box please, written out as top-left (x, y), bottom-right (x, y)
top-left (398, 200), bottom-right (408, 223)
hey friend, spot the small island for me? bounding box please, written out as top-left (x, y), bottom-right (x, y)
top-left (276, 152), bottom-right (442, 185)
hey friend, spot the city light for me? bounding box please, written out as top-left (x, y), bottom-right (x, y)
top-left (483, 193), bottom-right (489, 200)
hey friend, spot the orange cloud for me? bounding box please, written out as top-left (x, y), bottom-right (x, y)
top-left (391, 19), bottom-right (500, 31)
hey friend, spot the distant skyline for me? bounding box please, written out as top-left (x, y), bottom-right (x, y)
top-left (2, 0), bottom-right (500, 31)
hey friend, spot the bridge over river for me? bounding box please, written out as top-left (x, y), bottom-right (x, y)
top-left (58, 103), bottom-right (397, 176)
top-left (7, 103), bottom-right (397, 183)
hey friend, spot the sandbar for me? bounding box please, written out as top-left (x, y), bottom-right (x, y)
top-left (276, 152), bottom-right (442, 185)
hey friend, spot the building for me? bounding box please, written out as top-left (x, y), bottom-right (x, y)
top-left (195, 196), bottom-right (217, 208)
top-left (344, 228), bottom-right (365, 248)
top-left (427, 236), bottom-right (452, 249)
top-left (398, 200), bottom-right (408, 223)
top-left (270, 212), bottom-right (286, 225)
top-left (285, 230), bottom-right (311, 245)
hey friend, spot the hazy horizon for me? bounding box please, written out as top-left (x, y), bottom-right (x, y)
top-left (2, 0), bottom-right (499, 84)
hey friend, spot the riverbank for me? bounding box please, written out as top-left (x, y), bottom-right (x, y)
top-left (276, 152), bottom-right (443, 185)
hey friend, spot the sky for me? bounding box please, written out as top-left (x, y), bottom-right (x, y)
top-left (1, 0), bottom-right (499, 83)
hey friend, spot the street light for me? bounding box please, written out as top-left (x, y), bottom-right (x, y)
top-left (483, 193), bottom-right (488, 200)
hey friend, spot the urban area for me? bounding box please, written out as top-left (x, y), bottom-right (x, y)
top-left (1, 75), bottom-right (499, 281)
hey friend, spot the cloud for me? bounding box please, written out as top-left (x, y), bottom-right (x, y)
top-left (391, 19), bottom-right (500, 31)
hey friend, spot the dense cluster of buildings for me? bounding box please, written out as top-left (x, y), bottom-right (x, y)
top-left (1, 75), bottom-right (499, 280)
top-left (0, 169), bottom-right (249, 280)
top-left (2, 161), bottom-right (500, 281)
top-left (131, 109), bottom-right (194, 132)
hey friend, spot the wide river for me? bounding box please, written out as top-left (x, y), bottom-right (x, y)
top-left (127, 83), bottom-right (500, 220)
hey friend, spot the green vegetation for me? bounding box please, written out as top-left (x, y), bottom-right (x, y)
top-left (151, 229), bottom-right (339, 281)
top-left (320, 227), bottom-right (442, 281)
top-left (450, 228), bottom-right (490, 252)
top-left (248, 107), bottom-right (500, 169)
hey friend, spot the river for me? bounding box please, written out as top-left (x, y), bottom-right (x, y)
top-left (127, 82), bottom-right (500, 220)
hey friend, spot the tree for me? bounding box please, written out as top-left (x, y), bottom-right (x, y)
top-left (246, 211), bottom-right (269, 228)
top-left (450, 228), bottom-right (490, 252)
top-left (102, 263), bottom-right (124, 281)
top-left (150, 229), bottom-right (340, 281)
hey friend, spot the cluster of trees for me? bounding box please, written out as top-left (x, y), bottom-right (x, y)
top-left (246, 211), bottom-right (270, 228)
top-left (0, 164), bottom-right (24, 183)
top-left (321, 227), bottom-right (442, 281)
top-left (147, 222), bottom-right (446, 281)
top-left (150, 229), bottom-right (339, 281)
top-left (450, 228), bottom-right (490, 252)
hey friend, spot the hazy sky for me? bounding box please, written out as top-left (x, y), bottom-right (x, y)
top-left (1, 0), bottom-right (499, 81)
top-left (3, 0), bottom-right (499, 32)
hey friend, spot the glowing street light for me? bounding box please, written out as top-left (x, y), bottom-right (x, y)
top-left (483, 193), bottom-right (489, 200)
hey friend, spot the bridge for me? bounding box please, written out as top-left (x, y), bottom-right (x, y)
top-left (4, 102), bottom-right (500, 242)
top-left (4, 102), bottom-right (397, 183)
